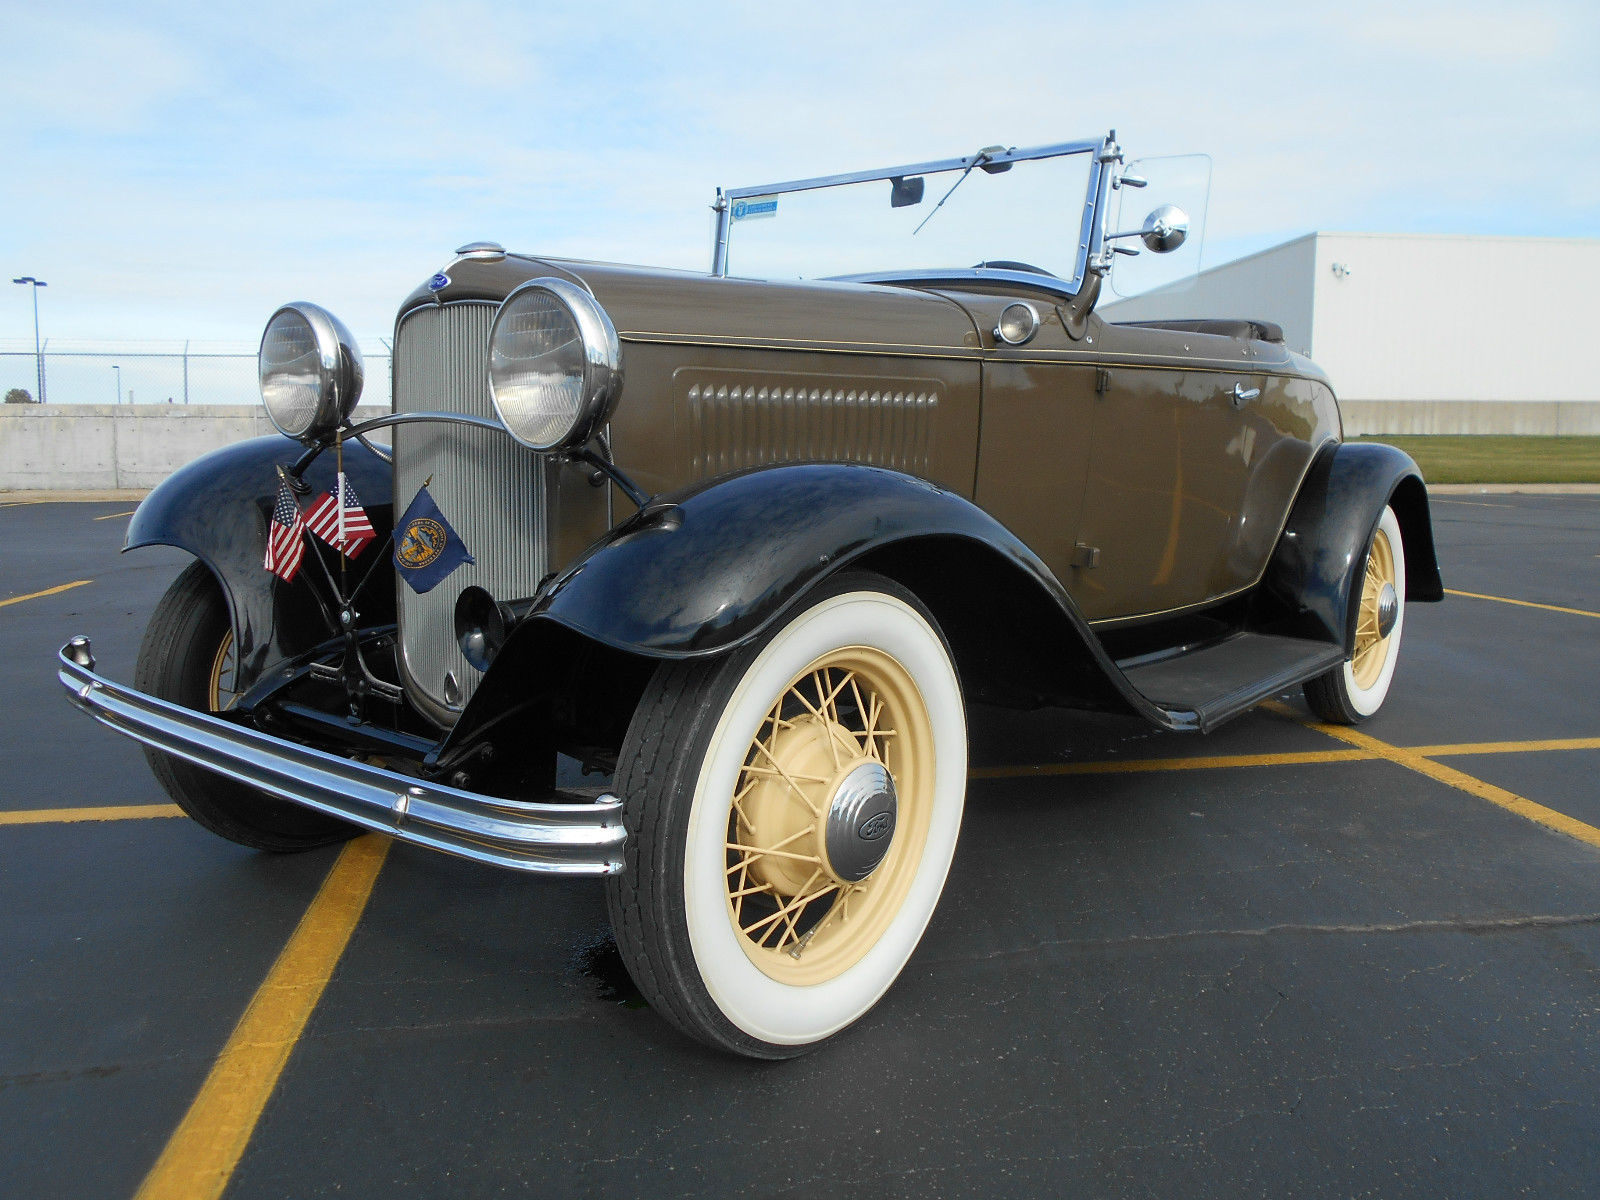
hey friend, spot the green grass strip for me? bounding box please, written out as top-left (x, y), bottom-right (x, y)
top-left (1352, 435), bottom-right (1600, 484)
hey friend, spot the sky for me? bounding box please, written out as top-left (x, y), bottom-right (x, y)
top-left (3, 0), bottom-right (1597, 350)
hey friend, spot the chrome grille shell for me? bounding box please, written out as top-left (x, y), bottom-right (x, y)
top-left (393, 302), bottom-right (547, 726)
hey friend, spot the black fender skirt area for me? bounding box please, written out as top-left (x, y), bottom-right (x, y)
top-left (1260, 440), bottom-right (1443, 652)
top-left (464, 463), bottom-right (1186, 735)
top-left (125, 435), bottom-right (394, 691)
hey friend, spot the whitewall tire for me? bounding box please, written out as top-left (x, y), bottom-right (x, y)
top-left (1304, 505), bottom-right (1407, 723)
top-left (605, 572), bottom-right (966, 1058)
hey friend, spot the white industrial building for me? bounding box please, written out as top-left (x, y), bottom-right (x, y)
top-left (1103, 233), bottom-right (1600, 435)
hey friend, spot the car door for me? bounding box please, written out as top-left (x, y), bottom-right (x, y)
top-left (1071, 323), bottom-right (1319, 624)
top-left (953, 293), bottom-right (1098, 585)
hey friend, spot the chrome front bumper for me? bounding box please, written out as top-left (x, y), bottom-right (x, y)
top-left (58, 638), bottom-right (624, 876)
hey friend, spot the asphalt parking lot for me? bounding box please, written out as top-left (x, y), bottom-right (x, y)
top-left (3, 492), bottom-right (1598, 1199)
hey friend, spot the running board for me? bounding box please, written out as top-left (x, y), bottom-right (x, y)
top-left (1120, 632), bottom-right (1344, 734)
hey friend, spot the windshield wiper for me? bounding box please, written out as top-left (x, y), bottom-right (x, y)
top-left (912, 144), bottom-right (1009, 236)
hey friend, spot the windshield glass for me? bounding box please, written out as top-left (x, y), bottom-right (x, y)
top-left (721, 150), bottom-right (1096, 284)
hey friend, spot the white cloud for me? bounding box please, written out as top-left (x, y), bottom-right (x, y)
top-left (3, 0), bottom-right (1596, 345)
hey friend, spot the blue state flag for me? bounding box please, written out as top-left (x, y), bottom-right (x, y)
top-left (394, 485), bottom-right (474, 594)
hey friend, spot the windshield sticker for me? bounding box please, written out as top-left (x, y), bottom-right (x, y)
top-left (731, 197), bottom-right (778, 222)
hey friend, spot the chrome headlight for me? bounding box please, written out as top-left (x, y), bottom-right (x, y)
top-left (258, 302), bottom-right (365, 442)
top-left (488, 278), bottom-right (622, 451)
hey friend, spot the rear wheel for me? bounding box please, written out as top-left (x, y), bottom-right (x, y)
top-left (605, 572), bottom-right (966, 1058)
top-left (1304, 505), bottom-right (1407, 724)
top-left (136, 561), bottom-right (352, 850)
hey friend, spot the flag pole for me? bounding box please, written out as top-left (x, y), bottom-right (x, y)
top-left (272, 464), bottom-right (342, 632)
top-left (335, 432), bottom-right (347, 598)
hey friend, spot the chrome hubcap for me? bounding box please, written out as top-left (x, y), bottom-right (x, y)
top-left (822, 761), bottom-right (898, 883)
top-left (1376, 582), bottom-right (1399, 639)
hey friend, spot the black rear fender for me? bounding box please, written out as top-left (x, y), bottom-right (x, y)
top-left (1258, 441), bottom-right (1443, 651)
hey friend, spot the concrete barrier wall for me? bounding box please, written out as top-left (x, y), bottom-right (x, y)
top-left (4, 400), bottom-right (1600, 491)
top-left (0, 404), bottom-right (389, 490)
top-left (1340, 401), bottom-right (1600, 437)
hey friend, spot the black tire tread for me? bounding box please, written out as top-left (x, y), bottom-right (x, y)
top-left (603, 650), bottom-right (801, 1059)
top-left (1303, 664), bottom-right (1362, 724)
top-left (135, 561), bottom-right (351, 852)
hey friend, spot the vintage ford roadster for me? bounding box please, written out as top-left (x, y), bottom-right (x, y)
top-left (60, 133), bottom-right (1441, 1057)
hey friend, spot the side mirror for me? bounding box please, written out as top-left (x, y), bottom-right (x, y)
top-left (1140, 204), bottom-right (1190, 253)
top-left (890, 176), bottom-right (925, 208)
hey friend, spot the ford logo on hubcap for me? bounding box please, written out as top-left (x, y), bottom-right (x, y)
top-left (859, 810), bottom-right (893, 841)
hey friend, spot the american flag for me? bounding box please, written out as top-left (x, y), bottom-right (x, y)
top-left (264, 477), bottom-right (307, 582)
top-left (305, 474), bottom-right (376, 559)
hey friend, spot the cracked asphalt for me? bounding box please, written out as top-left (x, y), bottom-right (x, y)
top-left (3, 493), bottom-right (1599, 1199)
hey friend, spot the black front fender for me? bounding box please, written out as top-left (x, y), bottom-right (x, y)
top-left (1261, 441), bottom-right (1443, 651)
top-left (126, 436), bottom-right (393, 690)
top-left (450, 464), bottom-right (1181, 755)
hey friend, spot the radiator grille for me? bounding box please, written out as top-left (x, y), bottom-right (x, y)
top-left (393, 302), bottom-right (547, 724)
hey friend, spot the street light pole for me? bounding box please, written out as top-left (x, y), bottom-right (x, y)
top-left (11, 276), bottom-right (47, 404)
top-left (113, 364), bottom-right (122, 405)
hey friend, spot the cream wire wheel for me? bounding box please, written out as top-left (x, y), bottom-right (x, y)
top-left (724, 645), bottom-right (935, 986)
top-left (606, 572), bottom-right (967, 1058)
top-left (1350, 522), bottom-right (1398, 690)
top-left (206, 626), bottom-right (240, 712)
top-left (1305, 505), bottom-right (1407, 723)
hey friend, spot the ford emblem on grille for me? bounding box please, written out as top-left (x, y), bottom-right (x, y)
top-left (427, 272), bottom-right (451, 291)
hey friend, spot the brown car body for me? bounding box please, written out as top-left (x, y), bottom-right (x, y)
top-left (400, 256), bottom-right (1340, 625)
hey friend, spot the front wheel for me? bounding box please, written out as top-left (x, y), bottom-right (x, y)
top-left (605, 572), bottom-right (967, 1058)
top-left (136, 561), bottom-right (352, 851)
top-left (1304, 505), bottom-right (1407, 724)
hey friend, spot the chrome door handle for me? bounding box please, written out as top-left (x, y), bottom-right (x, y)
top-left (1232, 383), bottom-right (1261, 405)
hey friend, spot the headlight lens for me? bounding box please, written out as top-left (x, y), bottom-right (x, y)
top-left (488, 278), bottom-right (622, 451)
top-left (258, 302), bottom-right (364, 442)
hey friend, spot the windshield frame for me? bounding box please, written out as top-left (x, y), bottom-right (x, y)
top-left (711, 134), bottom-right (1116, 298)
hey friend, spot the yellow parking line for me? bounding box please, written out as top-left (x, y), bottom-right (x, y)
top-left (0, 579), bottom-right (92, 608)
top-left (92, 509), bottom-right (138, 521)
top-left (1411, 737), bottom-right (1600, 757)
top-left (1445, 588), bottom-right (1600, 619)
top-left (135, 834), bottom-right (391, 1200)
top-left (0, 804), bottom-right (184, 825)
top-left (1266, 702), bottom-right (1600, 852)
top-left (971, 748), bottom-right (1371, 779)
top-left (971, 734), bottom-right (1600, 781)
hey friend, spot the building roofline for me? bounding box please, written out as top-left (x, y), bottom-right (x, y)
top-left (1312, 231), bottom-right (1600, 247)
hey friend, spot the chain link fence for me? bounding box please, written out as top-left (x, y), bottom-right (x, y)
top-left (1, 340), bottom-right (392, 407)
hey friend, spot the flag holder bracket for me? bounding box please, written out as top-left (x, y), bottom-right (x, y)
top-left (275, 462), bottom-right (402, 724)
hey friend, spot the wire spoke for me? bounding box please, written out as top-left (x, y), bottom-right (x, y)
top-left (746, 739), bottom-right (823, 815)
top-left (817, 668), bottom-right (852, 726)
top-left (740, 763), bottom-right (831, 785)
top-left (741, 871), bottom-right (829, 939)
top-left (1352, 638), bottom-right (1385, 673)
top-left (728, 879), bottom-right (780, 900)
top-left (846, 673), bottom-right (872, 754)
top-left (723, 842), bottom-right (823, 868)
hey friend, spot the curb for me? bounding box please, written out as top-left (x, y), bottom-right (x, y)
top-left (1429, 483), bottom-right (1600, 495)
top-left (0, 490), bottom-right (151, 503)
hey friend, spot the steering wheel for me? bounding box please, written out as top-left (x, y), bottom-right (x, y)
top-left (971, 260), bottom-right (1057, 277)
